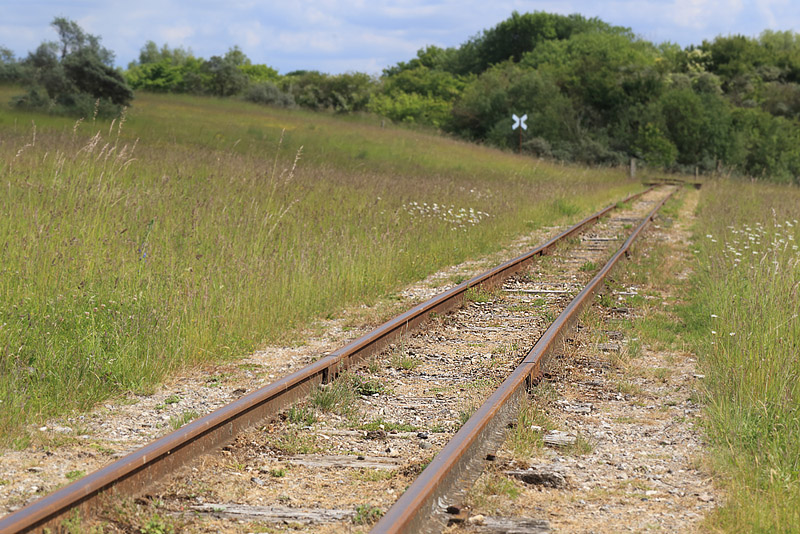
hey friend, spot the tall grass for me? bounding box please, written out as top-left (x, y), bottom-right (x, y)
top-left (0, 89), bottom-right (638, 444)
top-left (686, 180), bottom-right (800, 531)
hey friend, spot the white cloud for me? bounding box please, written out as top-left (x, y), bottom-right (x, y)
top-left (754, 0), bottom-right (787, 28)
top-left (229, 21), bottom-right (265, 49)
top-left (669, 0), bottom-right (744, 29)
top-left (159, 25), bottom-right (196, 43)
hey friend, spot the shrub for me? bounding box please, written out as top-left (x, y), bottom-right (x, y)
top-left (243, 82), bottom-right (295, 108)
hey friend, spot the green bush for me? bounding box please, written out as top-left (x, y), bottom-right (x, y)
top-left (243, 81), bottom-right (295, 108)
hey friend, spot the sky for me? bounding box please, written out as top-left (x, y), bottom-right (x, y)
top-left (2, 1), bottom-right (800, 75)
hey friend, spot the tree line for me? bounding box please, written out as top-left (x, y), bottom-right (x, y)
top-left (3, 13), bottom-right (800, 183)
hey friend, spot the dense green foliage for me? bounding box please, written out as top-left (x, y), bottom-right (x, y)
top-left (7, 18), bottom-right (132, 116)
top-left (4, 12), bottom-right (800, 181)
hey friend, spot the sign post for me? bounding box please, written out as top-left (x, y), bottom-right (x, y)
top-left (512, 113), bottom-right (527, 153)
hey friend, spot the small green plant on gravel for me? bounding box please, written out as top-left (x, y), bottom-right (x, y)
top-left (353, 469), bottom-right (396, 482)
top-left (565, 433), bottom-right (594, 456)
top-left (579, 261), bottom-right (598, 272)
top-left (287, 405), bottom-right (317, 426)
top-left (459, 404), bottom-right (477, 426)
top-left (360, 418), bottom-right (417, 432)
top-left (596, 292), bottom-right (614, 308)
top-left (366, 358), bottom-right (381, 374)
top-left (391, 348), bottom-right (422, 371)
top-left (270, 430), bottom-right (320, 455)
top-left (352, 504), bottom-right (383, 525)
top-left (650, 367), bottom-right (672, 383)
top-left (65, 469), bottom-right (85, 482)
top-left (450, 274), bottom-right (470, 285)
top-left (169, 410), bottom-right (200, 430)
top-left (204, 376), bottom-right (222, 388)
top-left (395, 354), bottom-right (422, 370)
top-left (269, 468), bottom-right (286, 478)
top-left (467, 471), bottom-right (520, 515)
top-left (59, 511), bottom-right (104, 534)
top-left (163, 395), bottom-right (180, 405)
top-left (465, 286), bottom-right (492, 303)
top-left (310, 378), bottom-right (358, 416)
top-left (532, 379), bottom-right (559, 405)
top-left (615, 380), bottom-right (643, 396)
top-left (139, 513), bottom-right (175, 534)
top-left (351, 374), bottom-right (388, 396)
top-left (508, 395), bottom-right (556, 459)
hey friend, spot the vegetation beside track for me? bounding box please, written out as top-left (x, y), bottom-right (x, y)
top-left (604, 184), bottom-right (800, 532)
top-left (687, 181), bottom-right (800, 531)
top-left (0, 88), bottom-right (639, 445)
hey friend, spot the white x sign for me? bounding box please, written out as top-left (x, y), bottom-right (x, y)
top-left (512, 113), bottom-right (528, 131)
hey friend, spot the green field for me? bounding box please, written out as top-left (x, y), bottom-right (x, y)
top-left (0, 88), bottom-right (638, 445)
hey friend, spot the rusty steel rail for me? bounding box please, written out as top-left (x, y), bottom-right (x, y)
top-left (372, 188), bottom-right (674, 534)
top-left (0, 187), bottom-right (652, 534)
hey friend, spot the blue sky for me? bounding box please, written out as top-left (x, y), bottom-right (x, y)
top-left (2, 1), bottom-right (799, 74)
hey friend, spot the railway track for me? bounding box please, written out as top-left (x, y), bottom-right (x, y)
top-left (0, 186), bottom-right (674, 533)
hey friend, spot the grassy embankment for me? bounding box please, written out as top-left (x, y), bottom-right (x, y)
top-left (689, 181), bottom-right (800, 531)
top-left (615, 181), bottom-right (799, 531)
top-left (0, 88), bottom-right (639, 446)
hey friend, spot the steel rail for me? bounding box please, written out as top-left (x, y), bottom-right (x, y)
top-left (372, 188), bottom-right (674, 534)
top-left (0, 187), bottom-right (652, 534)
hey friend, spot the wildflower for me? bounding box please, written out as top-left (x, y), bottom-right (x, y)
top-left (711, 330), bottom-right (717, 335)
top-left (711, 314), bottom-right (718, 318)
top-left (729, 332), bottom-right (735, 336)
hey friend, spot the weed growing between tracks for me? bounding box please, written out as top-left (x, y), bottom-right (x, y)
top-left (0, 89), bottom-right (638, 445)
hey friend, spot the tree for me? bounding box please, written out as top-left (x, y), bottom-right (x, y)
top-left (450, 11), bottom-right (631, 75)
top-left (370, 65), bottom-right (467, 126)
top-left (15, 17), bottom-right (132, 115)
top-left (52, 16), bottom-right (114, 65)
top-left (450, 62), bottom-right (576, 149)
top-left (523, 31), bottom-right (661, 121)
top-left (0, 46), bottom-right (23, 83)
top-left (659, 88), bottom-right (734, 169)
top-left (63, 48), bottom-right (133, 105)
top-left (203, 54), bottom-right (249, 97)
